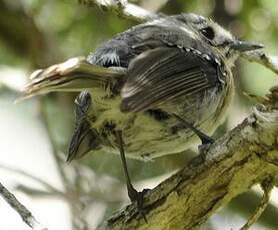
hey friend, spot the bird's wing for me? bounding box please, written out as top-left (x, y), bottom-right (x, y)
top-left (121, 47), bottom-right (220, 112)
top-left (22, 57), bottom-right (126, 99)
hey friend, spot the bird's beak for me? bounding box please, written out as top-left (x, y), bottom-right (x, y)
top-left (230, 40), bottom-right (264, 52)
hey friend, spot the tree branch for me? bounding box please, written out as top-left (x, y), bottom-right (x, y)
top-left (0, 182), bottom-right (48, 230)
top-left (0, 164), bottom-right (62, 194)
top-left (240, 179), bottom-right (274, 230)
top-left (101, 88), bottom-right (278, 229)
top-left (241, 51), bottom-right (278, 75)
top-left (78, 0), bottom-right (159, 22)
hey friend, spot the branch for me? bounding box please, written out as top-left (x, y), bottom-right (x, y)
top-left (78, 0), bottom-right (159, 21)
top-left (0, 182), bottom-right (48, 230)
top-left (241, 51), bottom-right (278, 75)
top-left (240, 179), bottom-right (274, 230)
top-left (100, 88), bottom-right (278, 229)
top-left (0, 164), bottom-right (62, 194)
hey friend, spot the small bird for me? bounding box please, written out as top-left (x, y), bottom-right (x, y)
top-left (23, 13), bottom-right (263, 213)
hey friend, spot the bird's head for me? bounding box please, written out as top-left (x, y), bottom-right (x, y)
top-left (173, 13), bottom-right (263, 66)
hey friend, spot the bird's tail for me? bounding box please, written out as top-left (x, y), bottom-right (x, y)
top-left (21, 57), bottom-right (126, 100)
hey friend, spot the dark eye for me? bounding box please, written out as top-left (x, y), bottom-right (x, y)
top-left (200, 26), bottom-right (215, 40)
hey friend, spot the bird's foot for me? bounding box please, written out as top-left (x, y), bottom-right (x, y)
top-left (128, 186), bottom-right (150, 223)
top-left (191, 137), bottom-right (214, 166)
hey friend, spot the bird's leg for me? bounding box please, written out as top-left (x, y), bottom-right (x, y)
top-left (115, 130), bottom-right (148, 222)
top-left (173, 114), bottom-right (214, 161)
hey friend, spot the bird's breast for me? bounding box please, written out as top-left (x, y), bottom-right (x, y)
top-left (88, 68), bottom-right (234, 161)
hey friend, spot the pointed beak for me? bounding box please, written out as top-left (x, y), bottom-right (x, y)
top-left (230, 40), bottom-right (264, 52)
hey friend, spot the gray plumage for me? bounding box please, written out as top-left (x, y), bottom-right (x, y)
top-left (23, 13), bottom-right (263, 161)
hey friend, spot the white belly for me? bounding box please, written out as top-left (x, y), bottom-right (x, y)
top-left (89, 73), bottom-right (234, 161)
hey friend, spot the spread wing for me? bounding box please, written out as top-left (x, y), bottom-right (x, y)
top-left (120, 47), bottom-right (219, 112)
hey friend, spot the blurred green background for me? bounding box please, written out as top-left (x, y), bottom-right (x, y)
top-left (0, 0), bottom-right (277, 229)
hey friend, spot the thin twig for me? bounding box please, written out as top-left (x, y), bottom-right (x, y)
top-left (78, 0), bottom-right (159, 21)
top-left (0, 164), bottom-right (61, 194)
top-left (241, 51), bottom-right (278, 75)
top-left (240, 179), bottom-right (274, 230)
top-left (39, 99), bottom-right (70, 190)
top-left (0, 182), bottom-right (48, 230)
top-left (16, 184), bottom-right (64, 198)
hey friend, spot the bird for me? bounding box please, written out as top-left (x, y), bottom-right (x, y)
top-left (23, 13), bottom-right (263, 214)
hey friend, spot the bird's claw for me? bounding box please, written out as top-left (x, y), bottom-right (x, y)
top-left (128, 187), bottom-right (150, 222)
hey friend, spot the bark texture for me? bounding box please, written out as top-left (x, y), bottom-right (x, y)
top-left (101, 89), bottom-right (278, 230)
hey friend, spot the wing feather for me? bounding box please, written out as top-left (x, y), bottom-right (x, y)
top-left (121, 47), bottom-right (218, 112)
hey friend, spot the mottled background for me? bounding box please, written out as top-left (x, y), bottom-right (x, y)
top-left (0, 0), bottom-right (277, 229)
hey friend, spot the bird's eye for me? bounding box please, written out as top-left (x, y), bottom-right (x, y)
top-left (200, 26), bottom-right (215, 40)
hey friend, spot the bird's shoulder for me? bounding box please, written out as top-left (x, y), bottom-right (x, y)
top-left (86, 17), bottom-right (199, 68)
